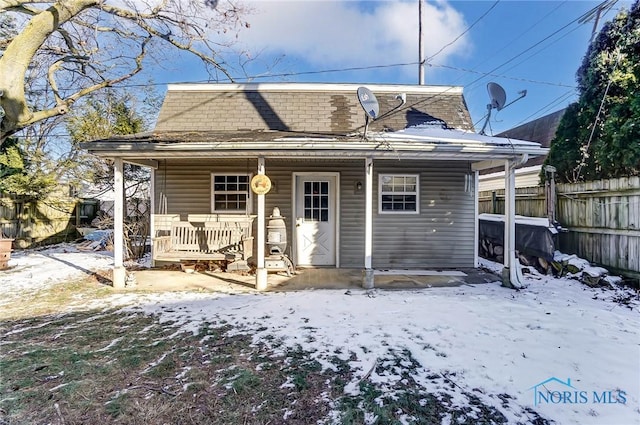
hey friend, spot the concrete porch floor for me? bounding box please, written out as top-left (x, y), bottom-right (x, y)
top-left (128, 267), bottom-right (500, 293)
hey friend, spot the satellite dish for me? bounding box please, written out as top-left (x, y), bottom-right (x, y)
top-left (479, 82), bottom-right (527, 135)
top-left (357, 86), bottom-right (379, 119)
top-left (487, 82), bottom-right (506, 111)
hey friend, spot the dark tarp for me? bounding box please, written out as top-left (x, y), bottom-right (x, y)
top-left (479, 218), bottom-right (557, 261)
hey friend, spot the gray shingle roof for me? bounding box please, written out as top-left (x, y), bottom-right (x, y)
top-left (496, 108), bottom-right (565, 149)
top-left (489, 108), bottom-right (565, 171)
top-left (154, 83), bottom-right (473, 135)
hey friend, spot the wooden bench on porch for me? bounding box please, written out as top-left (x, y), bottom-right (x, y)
top-left (152, 215), bottom-right (255, 268)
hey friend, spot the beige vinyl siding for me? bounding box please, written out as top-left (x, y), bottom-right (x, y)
top-left (478, 165), bottom-right (542, 191)
top-left (372, 160), bottom-right (475, 269)
top-left (154, 159), bottom-right (256, 215)
top-left (154, 158), bottom-right (366, 265)
top-left (337, 167), bottom-right (367, 267)
top-left (154, 158), bottom-right (474, 269)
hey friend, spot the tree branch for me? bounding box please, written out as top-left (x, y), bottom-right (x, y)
top-left (47, 56), bottom-right (89, 107)
top-left (1, 4), bottom-right (42, 15)
top-left (0, 0), bottom-right (49, 9)
top-left (22, 35), bottom-right (151, 128)
top-left (99, 3), bottom-right (235, 81)
top-left (0, 0), bottom-right (99, 137)
top-left (1, 0), bottom-right (245, 140)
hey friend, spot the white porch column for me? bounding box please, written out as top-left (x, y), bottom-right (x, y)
top-left (112, 158), bottom-right (126, 289)
top-left (255, 157), bottom-right (268, 291)
top-left (473, 170), bottom-right (479, 268)
top-left (503, 160), bottom-right (523, 288)
top-left (150, 167), bottom-right (156, 268)
top-left (363, 157), bottom-right (374, 289)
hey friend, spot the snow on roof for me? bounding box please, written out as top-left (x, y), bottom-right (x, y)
top-left (479, 213), bottom-right (557, 233)
top-left (371, 123), bottom-right (542, 148)
top-left (479, 165), bottom-right (542, 180)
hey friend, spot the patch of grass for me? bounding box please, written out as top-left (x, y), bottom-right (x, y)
top-left (117, 352), bottom-right (144, 369)
top-left (229, 368), bottom-right (261, 394)
top-left (333, 348), bottom-right (542, 425)
top-left (105, 393), bottom-right (128, 418)
top-left (0, 277), bottom-right (113, 320)
top-left (145, 353), bottom-right (178, 378)
top-left (0, 310), bottom-right (188, 424)
top-left (0, 297), bottom-right (550, 425)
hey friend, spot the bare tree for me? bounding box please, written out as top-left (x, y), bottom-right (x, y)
top-left (0, 0), bottom-right (249, 142)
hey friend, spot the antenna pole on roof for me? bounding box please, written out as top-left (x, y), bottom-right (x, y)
top-left (363, 115), bottom-right (370, 140)
top-left (418, 0), bottom-right (425, 85)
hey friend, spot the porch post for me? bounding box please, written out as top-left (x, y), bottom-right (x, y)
top-left (363, 157), bottom-right (374, 289)
top-left (255, 157), bottom-right (268, 291)
top-left (502, 160), bottom-right (523, 288)
top-left (112, 157), bottom-right (126, 289)
top-left (150, 167), bottom-right (156, 268)
top-left (473, 170), bottom-right (479, 268)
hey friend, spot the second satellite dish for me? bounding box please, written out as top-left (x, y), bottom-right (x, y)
top-left (479, 82), bottom-right (527, 135)
top-left (357, 86), bottom-right (379, 120)
top-left (487, 82), bottom-right (507, 111)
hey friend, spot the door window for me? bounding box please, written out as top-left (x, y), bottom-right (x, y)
top-left (303, 181), bottom-right (329, 222)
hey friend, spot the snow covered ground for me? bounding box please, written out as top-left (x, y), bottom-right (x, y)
top-left (0, 243), bottom-right (116, 304)
top-left (1, 246), bottom-right (639, 425)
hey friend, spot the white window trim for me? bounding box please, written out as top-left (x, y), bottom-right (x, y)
top-left (378, 173), bottom-right (420, 215)
top-left (210, 173), bottom-right (253, 214)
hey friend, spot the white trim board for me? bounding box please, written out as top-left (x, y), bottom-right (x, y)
top-left (375, 270), bottom-right (467, 276)
top-left (167, 83), bottom-right (462, 94)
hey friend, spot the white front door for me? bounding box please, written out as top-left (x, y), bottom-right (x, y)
top-left (294, 174), bottom-right (337, 266)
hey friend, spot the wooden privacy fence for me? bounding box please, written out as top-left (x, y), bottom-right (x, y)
top-left (0, 193), bottom-right (99, 247)
top-left (479, 176), bottom-right (640, 280)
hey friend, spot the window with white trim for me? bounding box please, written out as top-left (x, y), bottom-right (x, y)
top-left (379, 174), bottom-right (419, 214)
top-left (211, 174), bottom-right (251, 213)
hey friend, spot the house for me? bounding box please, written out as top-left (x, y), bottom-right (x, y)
top-left (82, 83), bottom-right (548, 289)
top-left (478, 108), bottom-right (565, 191)
top-left (78, 180), bottom-right (150, 222)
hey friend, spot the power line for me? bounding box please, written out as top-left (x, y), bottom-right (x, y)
top-left (15, 2), bottom-right (616, 138)
top-left (232, 62), bottom-right (418, 81)
top-left (427, 0), bottom-right (501, 62)
top-left (461, 1), bottom-right (596, 93)
top-left (512, 89), bottom-right (575, 126)
top-left (464, 1), bottom-right (567, 75)
top-left (26, 2), bottom-right (606, 99)
top-left (48, 58), bottom-right (578, 91)
top-left (430, 63), bottom-right (576, 88)
top-left (49, 61), bottom-right (420, 91)
top-left (499, 22), bottom-right (584, 76)
top-left (574, 48), bottom-right (622, 181)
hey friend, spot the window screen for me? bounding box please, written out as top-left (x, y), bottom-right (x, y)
top-left (379, 174), bottom-right (419, 213)
top-left (212, 174), bottom-right (250, 212)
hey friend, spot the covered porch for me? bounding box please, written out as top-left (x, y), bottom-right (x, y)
top-left (86, 128), bottom-right (547, 291)
top-left (104, 155), bottom-right (533, 291)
